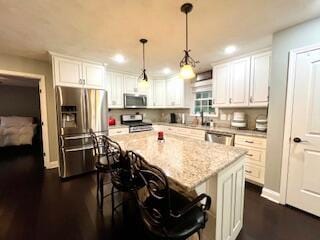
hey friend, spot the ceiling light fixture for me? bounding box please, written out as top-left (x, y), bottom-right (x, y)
top-left (224, 45), bottom-right (237, 54)
top-left (112, 54), bottom-right (126, 63)
top-left (179, 3), bottom-right (198, 80)
top-left (163, 67), bottom-right (172, 75)
top-left (138, 38), bottom-right (149, 88)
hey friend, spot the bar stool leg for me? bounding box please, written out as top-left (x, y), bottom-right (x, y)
top-left (111, 185), bottom-right (115, 221)
top-left (99, 173), bottom-right (104, 211)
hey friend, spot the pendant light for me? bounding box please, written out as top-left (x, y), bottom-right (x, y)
top-left (179, 3), bottom-right (198, 80)
top-left (138, 38), bottom-right (149, 88)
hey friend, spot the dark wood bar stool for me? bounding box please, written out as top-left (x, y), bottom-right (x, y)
top-left (129, 151), bottom-right (212, 240)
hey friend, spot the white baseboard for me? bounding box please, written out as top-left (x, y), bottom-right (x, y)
top-left (45, 161), bottom-right (58, 169)
top-left (261, 187), bottom-right (280, 204)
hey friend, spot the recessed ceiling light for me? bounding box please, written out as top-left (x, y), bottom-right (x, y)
top-left (112, 54), bottom-right (126, 63)
top-left (163, 67), bottom-right (172, 75)
top-left (224, 45), bottom-right (237, 54)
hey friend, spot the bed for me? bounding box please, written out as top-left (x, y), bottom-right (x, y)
top-left (0, 116), bottom-right (37, 147)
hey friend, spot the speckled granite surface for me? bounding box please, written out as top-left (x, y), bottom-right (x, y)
top-left (154, 122), bottom-right (267, 138)
top-left (111, 131), bottom-right (247, 191)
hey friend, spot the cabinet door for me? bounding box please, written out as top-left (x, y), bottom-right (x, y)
top-left (108, 72), bottom-right (124, 108)
top-left (53, 56), bottom-right (83, 87)
top-left (249, 52), bottom-right (271, 107)
top-left (213, 63), bottom-right (230, 106)
top-left (82, 63), bottom-right (105, 89)
top-left (166, 76), bottom-right (183, 107)
top-left (229, 57), bottom-right (250, 107)
top-left (123, 74), bottom-right (138, 93)
top-left (153, 80), bottom-right (166, 107)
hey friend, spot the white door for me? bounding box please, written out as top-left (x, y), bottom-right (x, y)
top-left (153, 80), bottom-right (166, 107)
top-left (82, 63), bottom-right (105, 89)
top-left (108, 72), bottom-right (123, 108)
top-left (249, 52), bottom-right (271, 107)
top-left (229, 57), bottom-right (250, 107)
top-left (286, 49), bottom-right (320, 217)
top-left (123, 74), bottom-right (138, 93)
top-left (213, 63), bottom-right (230, 107)
top-left (53, 56), bottom-right (83, 87)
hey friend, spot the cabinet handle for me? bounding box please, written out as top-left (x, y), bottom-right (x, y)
top-left (245, 140), bottom-right (254, 144)
top-left (112, 101), bottom-right (116, 105)
top-left (153, 102), bottom-right (156, 106)
top-left (212, 99), bottom-right (215, 104)
top-left (229, 98), bottom-right (232, 103)
top-left (79, 79), bottom-right (82, 84)
top-left (250, 96), bottom-right (253, 103)
top-left (246, 153), bottom-right (253, 157)
top-left (83, 79), bottom-right (85, 84)
top-left (134, 88), bottom-right (138, 92)
top-left (245, 170), bottom-right (252, 174)
top-left (116, 131), bottom-right (122, 133)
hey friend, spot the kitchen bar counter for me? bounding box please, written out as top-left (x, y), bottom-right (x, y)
top-left (154, 122), bottom-right (267, 138)
top-left (111, 131), bottom-right (246, 191)
top-left (111, 131), bottom-right (246, 240)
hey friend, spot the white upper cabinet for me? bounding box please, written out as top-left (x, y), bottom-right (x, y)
top-left (52, 54), bottom-right (105, 89)
top-left (123, 74), bottom-right (138, 93)
top-left (229, 57), bottom-right (250, 106)
top-left (82, 63), bottom-right (105, 89)
top-left (53, 56), bottom-right (83, 88)
top-left (213, 63), bottom-right (230, 107)
top-left (153, 79), bottom-right (166, 107)
top-left (212, 50), bottom-right (270, 108)
top-left (166, 76), bottom-right (184, 107)
top-left (108, 72), bottom-right (124, 108)
top-left (249, 52), bottom-right (271, 107)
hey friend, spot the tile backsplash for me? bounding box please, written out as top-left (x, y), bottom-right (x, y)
top-left (108, 107), bottom-right (267, 130)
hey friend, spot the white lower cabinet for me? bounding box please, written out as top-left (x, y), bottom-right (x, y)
top-left (108, 127), bottom-right (129, 136)
top-left (153, 125), bottom-right (205, 140)
top-left (235, 135), bottom-right (266, 185)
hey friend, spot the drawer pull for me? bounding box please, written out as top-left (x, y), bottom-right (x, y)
top-left (245, 140), bottom-right (254, 144)
top-left (116, 131), bottom-right (122, 133)
top-left (246, 153), bottom-right (253, 157)
top-left (245, 170), bottom-right (252, 174)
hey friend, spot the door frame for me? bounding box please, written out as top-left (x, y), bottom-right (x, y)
top-left (0, 69), bottom-right (53, 168)
top-left (279, 43), bottom-right (320, 204)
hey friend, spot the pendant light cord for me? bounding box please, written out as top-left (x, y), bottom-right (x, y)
top-left (143, 42), bottom-right (145, 70)
top-left (186, 12), bottom-right (189, 51)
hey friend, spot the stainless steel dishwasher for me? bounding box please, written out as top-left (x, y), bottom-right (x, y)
top-left (205, 131), bottom-right (235, 146)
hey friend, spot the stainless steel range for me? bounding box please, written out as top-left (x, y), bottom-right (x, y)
top-left (120, 114), bottom-right (152, 133)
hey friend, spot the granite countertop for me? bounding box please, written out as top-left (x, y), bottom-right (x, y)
top-left (110, 131), bottom-right (247, 191)
top-left (154, 122), bottom-right (267, 138)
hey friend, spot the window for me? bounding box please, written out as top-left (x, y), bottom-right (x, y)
top-left (193, 91), bottom-right (216, 115)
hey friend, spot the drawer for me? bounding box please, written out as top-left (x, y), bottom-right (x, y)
top-left (235, 135), bottom-right (266, 149)
top-left (108, 128), bottom-right (129, 136)
top-left (245, 163), bottom-right (265, 185)
top-left (235, 144), bottom-right (266, 167)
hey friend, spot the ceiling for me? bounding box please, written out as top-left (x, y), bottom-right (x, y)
top-left (0, 75), bottom-right (38, 87)
top-left (0, 0), bottom-right (319, 76)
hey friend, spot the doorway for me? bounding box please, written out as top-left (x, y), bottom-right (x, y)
top-left (280, 44), bottom-right (320, 217)
top-left (0, 69), bottom-right (50, 167)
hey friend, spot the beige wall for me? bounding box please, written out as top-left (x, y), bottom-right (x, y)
top-left (0, 53), bottom-right (59, 163)
top-left (265, 17), bottom-right (320, 192)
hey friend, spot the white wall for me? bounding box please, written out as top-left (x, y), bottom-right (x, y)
top-left (265, 17), bottom-right (320, 192)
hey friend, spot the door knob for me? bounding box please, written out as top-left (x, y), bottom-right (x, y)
top-left (293, 137), bottom-right (308, 143)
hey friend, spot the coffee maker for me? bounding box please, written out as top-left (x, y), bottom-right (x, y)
top-left (170, 113), bottom-right (177, 123)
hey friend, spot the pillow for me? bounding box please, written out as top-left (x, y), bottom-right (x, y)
top-left (0, 116), bottom-right (33, 127)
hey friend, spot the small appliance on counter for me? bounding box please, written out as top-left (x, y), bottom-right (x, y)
top-left (108, 117), bottom-right (116, 126)
top-left (231, 112), bottom-right (247, 129)
top-left (120, 114), bottom-right (153, 133)
top-left (255, 115), bottom-right (268, 132)
top-left (170, 113), bottom-right (177, 123)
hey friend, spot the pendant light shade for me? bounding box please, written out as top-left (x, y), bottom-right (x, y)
top-left (138, 38), bottom-right (149, 88)
top-left (179, 3), bottom-right (198, 80)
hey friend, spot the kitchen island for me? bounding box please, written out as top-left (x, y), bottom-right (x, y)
top-left (111, 131), bottom-right (247, 240)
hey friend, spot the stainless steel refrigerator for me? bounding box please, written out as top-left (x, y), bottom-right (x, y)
top-left (56, 86), bottom-right (108, 178)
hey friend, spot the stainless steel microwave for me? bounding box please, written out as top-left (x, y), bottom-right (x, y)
top-left (124, 93), bottom-right (147, 108)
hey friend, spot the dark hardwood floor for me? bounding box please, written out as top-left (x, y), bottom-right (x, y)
top-left (0, 147), bottom-right (319, 240)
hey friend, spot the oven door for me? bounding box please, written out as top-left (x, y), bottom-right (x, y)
top-left (124, 94), bottom-right (147, 108)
